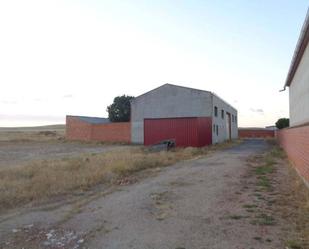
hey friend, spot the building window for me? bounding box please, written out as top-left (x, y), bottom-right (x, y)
top-left (213, 124), bottom-right (216, 133)
top-left (214, 106), bottom-right (218, 117)
top-left (216, 125), bottom-right (219, 136)
top-left (232, 115), bottom-right (234, 122)
top-left (235, 116), bottom-right (237, 123)
top-left (221, 110), bottom-right (224, 119)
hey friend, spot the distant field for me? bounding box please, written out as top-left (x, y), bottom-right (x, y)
top-left (0, 124), bottom-right (65, 142)
top-left (0, 124), bottom-right (65, 132)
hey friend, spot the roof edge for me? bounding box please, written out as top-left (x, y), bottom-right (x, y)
top-left (131, 83), bottom-right (237, 111)
top-left (284, 8), bottom-right (309, 88)
top-left (131, 83), bottom-right (211, 102)
top-left (66, 115), bottom-right (108, 119)
top-left (210, 92), bottom-right (237, 112)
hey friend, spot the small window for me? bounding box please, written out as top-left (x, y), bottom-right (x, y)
top-left (213, 124), bottom-right (216, 133)
top-left (232, 115), bottom-right (234, 122)
top-left (214, 106), bottom-right (218, 117)
top-left (216, 125), bottom-right (219, 136)
top-left (221, 110), bottom-right (224, 119)
top-left (235, 116), bottom-right (237, 123)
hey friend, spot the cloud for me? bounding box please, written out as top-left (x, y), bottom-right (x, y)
top-left (0, 114), bottom-right (65, 127)
top-left (0, 114), bottom-right (64, 121)
top-left (250, 108), bottom-right (264, 114)
top-left (0, 100), bottom-right (17, 104)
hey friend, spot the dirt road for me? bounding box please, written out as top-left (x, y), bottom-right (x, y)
top-left (0, 140), bottom-right (290, 248)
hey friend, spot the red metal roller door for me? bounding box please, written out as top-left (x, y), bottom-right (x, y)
top-left (197, 117), bottom-right (212, 146)
top-left (144, 117), bottom-right (200, 147)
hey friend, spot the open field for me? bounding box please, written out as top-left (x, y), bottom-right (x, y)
top-left (0, 127), bottom-right (236, 212)
top-left (0, 145), bottom-right (215, 211)
top-left (0, 125), bottom-right (65, 142)
top-left (0, 124), bottom-right (65, 132)
top-left (0, 127), bottom-right (308, 249)
top-left (0, 125), bottom-right (130, 170)
top-left (0, 141), bottom-right (128, 169)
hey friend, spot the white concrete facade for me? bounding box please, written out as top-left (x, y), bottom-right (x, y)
top-left (131, 84), bottom-right (238, 144)
top-left (212, 94), bottom-right (238, 144)
top-left (285, 9), bottom-right (309, 127)
top-left (289, 43), bottom-right (309, 127)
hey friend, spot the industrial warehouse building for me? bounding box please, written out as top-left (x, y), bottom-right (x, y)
top-left (131, 84), bottom-right (238, 147)
top-left (277, 9), bottom-right (309, 185)
top-left (66, 84), bottom-right (238, 147)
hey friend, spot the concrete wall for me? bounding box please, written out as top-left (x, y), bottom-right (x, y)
top-left (212, 94), bottom-right (238, 143)
top-left (277, 124), bottom-right (309, 185)
top-left (131, 84), bottom-right (213, 144)
top-left (66, 116), bottom-right (130, 143)
top-left (289, 43), bottom-right (309, 127)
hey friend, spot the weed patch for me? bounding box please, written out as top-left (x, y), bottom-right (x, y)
top-left (257, 176), bottom-right (271, 189)
top-left (227, 214), bottom-right (248, 220)
top-left (285, 240), bottom-right (302, 249)
top-left (251, 213), bottom-right (275, 226)
top-left (242, 204), bottom-right (257, 209)
top-left (243, 142), bottom-right (308, 247)
top-left (255, 165), bottom-right (274, 175)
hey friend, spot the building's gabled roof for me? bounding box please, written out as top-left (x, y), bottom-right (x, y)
top-left (131, 83), bottom-right (210, 101)
top-left (284, 8), bottom-right (309, 88)
top-left (132, 83), bottom-right (237, 111)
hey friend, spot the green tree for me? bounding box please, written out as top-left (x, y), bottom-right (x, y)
top-left (107, 95), bottom-right (134, 122)
top-left (275, 118), bottom-right (289, 129)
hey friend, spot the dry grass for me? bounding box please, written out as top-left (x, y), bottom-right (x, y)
top-left (258, 142), bottom-right (309, 248)
top-left (0, 129), bottom-right (65, 142)
top-left (0, 141), bottom-right (237, 211)
top-left (278, 163), bottom-right (309, 249)
top-left (1, 131), bottom-right (64, 142)
top-left (242, 143), bottom-right (309, 247)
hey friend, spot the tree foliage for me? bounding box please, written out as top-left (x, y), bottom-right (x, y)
top-left (275, 118), bottom-right (289, 129)
top-left (107, 95), bottom-right (134, 122)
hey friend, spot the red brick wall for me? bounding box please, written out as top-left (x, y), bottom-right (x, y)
top-left (277, 125), bottom-right (309, 183)
top-left (91, 122), bottom-right (131, 142)
top-left (66, 116), bottom-right (92, 141)
top-left (239, 129), bottom-right (275, 138)
top-left (66, 116), bottom-right (131, 143)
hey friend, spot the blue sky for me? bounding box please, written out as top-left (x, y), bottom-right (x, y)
top-left (0, 1), bottom-right (308, 127)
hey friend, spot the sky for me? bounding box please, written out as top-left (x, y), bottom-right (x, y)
top-left (0, 0), bottom-right (308, 127)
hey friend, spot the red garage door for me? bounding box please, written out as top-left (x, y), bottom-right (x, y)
top-left (144, 117), bottom-right (212, 147)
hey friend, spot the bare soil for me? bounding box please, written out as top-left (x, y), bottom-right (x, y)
top-left (0, 140), bottom-right (128, 169)
top-left (1, 139), bottom-right (307, 249)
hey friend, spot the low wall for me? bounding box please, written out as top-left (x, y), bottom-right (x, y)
top-left (91, 122), bottom-right (131, 142)
top-left (66, 116), bottom-right (131, 143)
top-left (66, 116), bottom-right (92, 141)
top-left (239, 129), bottom-right (275, 138)
top-left (277, 124), bottom-right (309, 184)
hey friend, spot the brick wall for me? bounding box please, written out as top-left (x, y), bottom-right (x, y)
top-left (66, 116), bottom-right (131, 143)
top-left (91, 122), bottom-right (131, 142)
top-left (277, 125), bottom-right (309, 183)
top-left (239, 129), bottom-right (275, 138)
top-left (66, 116), bottom-right (92, 141)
